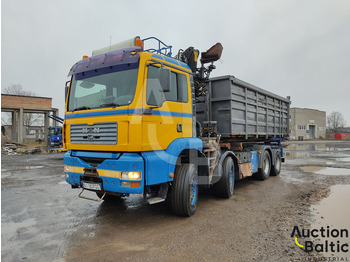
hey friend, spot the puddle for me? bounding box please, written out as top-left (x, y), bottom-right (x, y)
top-left (285, 151), bottom-right (310, 159)
top-left (1, 218), bottom-right (38, 240)
top-left (338, 157), bottom-right (350, 162)
top-left (311, 185), bottom-right (350, 259)
top-left (300, 166), bottom-right (350, 176)
top-left (1, 166), bottom-right (44, 172)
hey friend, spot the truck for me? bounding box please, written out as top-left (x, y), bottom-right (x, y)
top-left (63, 36), bottom-right (290, 216)
top-left (47, 115), bottom-right (64, 147)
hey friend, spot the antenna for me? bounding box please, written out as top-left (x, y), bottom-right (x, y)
top-left (109, 36), bottom-right (112, 51)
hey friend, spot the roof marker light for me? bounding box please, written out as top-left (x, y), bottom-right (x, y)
top-left (135, 39), bottom-right (143, 49)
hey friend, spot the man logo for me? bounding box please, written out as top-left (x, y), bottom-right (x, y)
top-left (82, 127), bottom-right (89, 134)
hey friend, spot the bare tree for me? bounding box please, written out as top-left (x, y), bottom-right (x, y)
top-left (3, 84), bottom-right (36, 96)
top-left (327, 111), bottom-right (346, 133)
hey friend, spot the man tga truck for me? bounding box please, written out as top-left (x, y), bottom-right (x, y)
top-left (64, 36), bottom-right (290, 216)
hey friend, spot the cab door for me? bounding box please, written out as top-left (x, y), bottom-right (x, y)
top-left (142, 64), bottom-right (192, 151)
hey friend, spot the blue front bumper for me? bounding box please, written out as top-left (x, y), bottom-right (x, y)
top-left (64, 151), bottom-right (144, 194)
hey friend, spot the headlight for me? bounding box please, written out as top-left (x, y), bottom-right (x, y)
top-left (121, 171), bottom-right (141, 180)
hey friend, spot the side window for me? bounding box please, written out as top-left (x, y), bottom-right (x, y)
top-left (146, 66), bottom-right (189, 106)
top-left (164, 72), bottom-right (178, 101)
top-left (146, 66), bottom-right (165, 106)
top-left (178, 74), bottom-right (188, 103)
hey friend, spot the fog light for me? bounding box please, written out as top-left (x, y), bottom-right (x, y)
top-left (121, 181), bottom-right (131, 187)
top-left (121, 171), bottom-right (141, 180)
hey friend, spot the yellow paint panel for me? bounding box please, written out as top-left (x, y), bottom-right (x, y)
top-left (98, 169), bottom-right (121, 178)
top-left (65, 165), bottom-right (84, 174)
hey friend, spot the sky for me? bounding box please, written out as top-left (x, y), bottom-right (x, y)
top-left (2, 0), bottom-right (350, 125)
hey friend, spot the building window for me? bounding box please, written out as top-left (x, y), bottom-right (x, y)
top-left (298, 125), bottom-right (306, 130)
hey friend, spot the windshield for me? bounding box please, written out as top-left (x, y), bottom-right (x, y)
top-left (54, 128), bottom-right (62, 136)
top-left (68, 66), bottom-right (139, 111)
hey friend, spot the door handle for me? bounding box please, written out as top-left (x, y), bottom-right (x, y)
top-left (177, 123), bottom-right (183, 132)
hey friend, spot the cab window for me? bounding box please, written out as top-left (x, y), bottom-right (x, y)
top-left (146, 66), bottom-right (188, 106)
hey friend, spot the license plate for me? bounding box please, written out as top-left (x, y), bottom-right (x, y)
top-left (82, 182), bottom-right (101, 191)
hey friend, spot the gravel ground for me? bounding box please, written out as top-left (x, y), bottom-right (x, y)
top-left (1, 140), bottom-right (350, 261)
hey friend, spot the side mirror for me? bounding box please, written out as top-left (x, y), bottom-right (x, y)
top-left (158, 67), bottom-right (171, 92)
top-left (65, 81), bottom-right (70, 101)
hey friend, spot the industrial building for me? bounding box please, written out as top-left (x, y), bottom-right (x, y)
top-left (289, 108), bottom-right (326, 140)
top-left (1, 94), bottom-right (59, 143)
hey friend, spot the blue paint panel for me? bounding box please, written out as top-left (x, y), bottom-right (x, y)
top-left (151, 54), bottom-right (191, 71)
top-left (102, 177), bottom-right (143, 194)
top-left (142, 138), bottom-right (202, 185)
top-left (151, 110), bottom-right (192, 118)
top-left (163, 56), bottom-right (180, 66)
top-left (178, 61), bottom-right (191, 71)
top-left (72, 151), bottom-right (121, 159)
top-left (64, 151), bottom-right (90, 168)
top-left (251, 151), bottom-right (258, 173)
top-left (142, 150), bottom-right (170, 185)
top-left (64, 151), bottom-right (144, 194)
top-left (152, 54), bottom-right (164, 60)
top-left (65, 172), bottom-right (81, 185)
top-left (65, 108), bottom-right (193, 119)
top-left (65, 109), bottom-right (132, 119)
top-left (107, 153), bottom-right (144, 172)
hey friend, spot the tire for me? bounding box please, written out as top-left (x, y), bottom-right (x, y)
top-left (257, 151), bottom-right (271, 180)
top-left (214, 157), bottom-right (235, 198)
top-left (271, 152), bottom-right (281, 176)
top-left (171, 163), bottom-right (198, 217)
top-left (96, 192), bottom-right (122, 201)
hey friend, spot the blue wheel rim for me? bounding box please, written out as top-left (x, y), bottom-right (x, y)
top-left (229, 166), bottom-right (234, 193)
top-left (190, 175), bottom-right (197, 206)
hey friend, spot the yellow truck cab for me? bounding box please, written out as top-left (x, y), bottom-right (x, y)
top-left (64, 36), bottom-right (289, 216)
top-left (64, 37), bottom-right (202, 215)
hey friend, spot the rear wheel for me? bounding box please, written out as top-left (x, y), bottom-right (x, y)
top-left (214, 157), bottom-right (235, 198)
top-left (171, 163), bottom-right (198, 217)
top-left (257, 151), bottom-right (271, 180)
top-left (271, 153), bottom-right (281, 176)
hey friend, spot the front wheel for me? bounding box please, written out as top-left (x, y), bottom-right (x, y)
top-left (214, 156), bottom-right (235, 198)
top-left (171, 163), bottom-right (198, 217)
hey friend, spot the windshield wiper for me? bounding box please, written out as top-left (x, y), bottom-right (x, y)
top-left (72, 106), bottom-right (91, 112)
top-left (99, 103), bottom-right (119, 108)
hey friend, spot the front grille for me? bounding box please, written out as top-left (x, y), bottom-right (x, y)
top-left (70, 122), bottom-right (117, 145)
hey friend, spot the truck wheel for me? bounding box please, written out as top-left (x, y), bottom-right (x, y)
top-left (257, 151), bottom-right (271, 180)
top-left (171, 163), bottom-right (198, 217)
top-left (214, 157), bottom-right (235, 198)
top-left (271, 153), bottom-right (281, 176)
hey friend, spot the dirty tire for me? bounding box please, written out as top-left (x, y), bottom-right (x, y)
top-left (257, 151), bottom-right (271, 180)
top-left (271, 153), bottom-right (281, 176)
top-left (96, 192), bottom-right (122, 201)
top-left (171, 163), bottom-right (198, 217)
top-left (214, 157), bottom-right (235, 198)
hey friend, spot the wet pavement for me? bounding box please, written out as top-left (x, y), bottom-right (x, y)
top-left (1, 140), bottom-right (350, 261)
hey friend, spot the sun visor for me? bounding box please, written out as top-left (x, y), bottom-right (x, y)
top-left (68, 47), bottom-right (141, 77)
